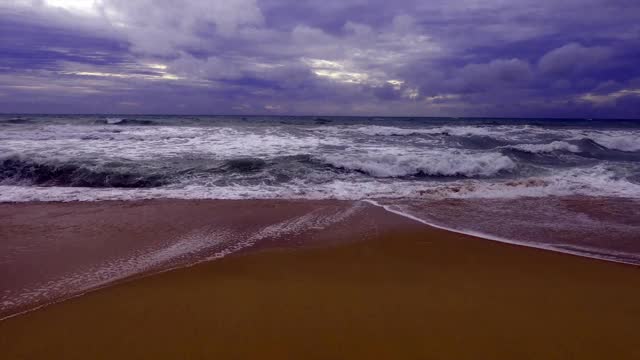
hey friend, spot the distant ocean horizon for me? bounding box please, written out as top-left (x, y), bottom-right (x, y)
top-left (3, 113), bottom-right (640, 120)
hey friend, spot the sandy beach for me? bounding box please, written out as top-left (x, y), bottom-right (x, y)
top-left (1, 200), bottom-right (639, 359)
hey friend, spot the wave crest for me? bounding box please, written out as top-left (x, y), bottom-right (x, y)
top-left (353, 125), bottom-right (495, 137)
top-left (587, 134), bottom-right (640, 152)
top-left (320, 151), bottom-right (516, 178)
top-left (506, 141), bottom-right (580, 154)
top-left (0, 157), bottom-right (166, 188)
top-left (103, 118), bottom-right (156, 126)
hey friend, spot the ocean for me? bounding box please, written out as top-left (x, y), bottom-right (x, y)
top-left (1, 114), bottom-right (640, 265)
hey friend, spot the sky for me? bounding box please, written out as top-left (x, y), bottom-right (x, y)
top-left (1, 0), bottom-right (639, 118)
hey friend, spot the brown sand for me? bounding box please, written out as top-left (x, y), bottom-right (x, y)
top-left (1, 200), bottom-right (639, 359)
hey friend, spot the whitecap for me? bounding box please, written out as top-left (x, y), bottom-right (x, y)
top-left (588, 133), bottom-right (640, 152)
top-left (320, 151), bottom-right (516, 178)
top-left (506, 141), bottom-right (581, 154)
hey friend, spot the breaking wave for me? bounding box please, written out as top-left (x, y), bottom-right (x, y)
top-left (0, 115), bottom-right (639, 201)
top-left (0, 157), bottom-right (166, 188)
top-left (220, 158), bottom-right (267, 173)
top-left (103, 118), bottom-right (156, 126)
top-left (506, 141), bottom-right (581, 154)
top-left (320, 151), bottom-right (516, 178)
top-left (585, 133), bottom-right (640, 152)
top-left (0, 117), bottom-right (34, 125)
top-left (352, 125), bottom-right (497, 137)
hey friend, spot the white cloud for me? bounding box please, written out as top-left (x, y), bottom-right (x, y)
top-left (44, 0), bottom-right (100, 15)
top-left (57, 61), bottom-right (182, 81)
top-left (580, 89), bottom-right (640, 104)
top-left (98, 0), bottom-right (264, 55)
top-left (295, 15), bottom-right (440, 90)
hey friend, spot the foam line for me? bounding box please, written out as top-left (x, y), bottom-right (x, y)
top-left (0, 203), bottom-right (365, 321)
top-left (363, 199), bottom-right (639, 266)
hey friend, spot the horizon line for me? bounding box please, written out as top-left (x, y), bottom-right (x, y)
top-left (2, 113), bottom-right (639, 121)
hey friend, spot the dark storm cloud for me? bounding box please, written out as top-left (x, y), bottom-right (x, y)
top-left (0, 0), bottom-right (639, 117)
top-left (0, 7), bottom-right (128, 72)
top-left (538, 43), bottom-right (612, 77)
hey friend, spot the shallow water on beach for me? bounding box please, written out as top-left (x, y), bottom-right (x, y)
top-left (0, 200), bottom-right (374, 319)
top-left (374, 197), bottom-right (640, 265)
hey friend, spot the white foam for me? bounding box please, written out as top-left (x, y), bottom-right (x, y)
top-left (350, 125), bottom-right (497, 137)
top-left (105, 118), bottom-right (124, 125)
top-left (343, 124), bottom-right (567, 141)
top-left (350, 125), bottom-right (431, 136)
top-left (588, 133), bottom-right (640, 152)
top-left (0, 125), bottom-right (346, 162)
top-left (506, 141), bottom-right (580, 153)
top-left (0, 227), bottom-right (234, 320)
top-left (0, 203), bottom-right (365, 320)
top-left (1, 161), bottom-right (640, 202)
top-left (320, 150), bottom-right (516, 178)
top-left (2, 123), bottom-right (640, 203)
top-left (364, 200), bottom-right (639, 266)
top-left (350, 126), bottom-right (640, 156)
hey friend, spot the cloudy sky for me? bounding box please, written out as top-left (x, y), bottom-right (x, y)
top-left (1, 0), bottom-right (639, 117)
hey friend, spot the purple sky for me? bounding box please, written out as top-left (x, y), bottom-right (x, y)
top-left (1, 0), bottom-right (639, 117)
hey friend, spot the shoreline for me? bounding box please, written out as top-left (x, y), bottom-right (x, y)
top-left (1, 199), bottom-right (639, 358)
top-left (1, 196), bottom-right (637, 267)
top-left (0, 199), bottom-right (414, 320)
top-left (0, 197), bottom-right (637, 321)
top-left (366, 199), bottom-right (640, 266)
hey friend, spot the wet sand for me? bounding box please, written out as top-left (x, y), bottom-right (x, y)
top-left (1, 200), bottom-right (639, 359)
top-left (0, 199), bottom-right (385, 318)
